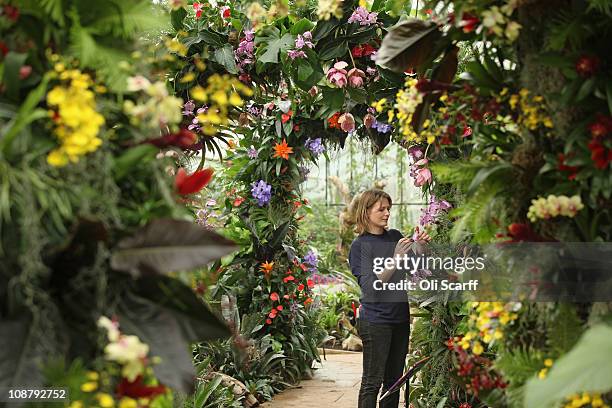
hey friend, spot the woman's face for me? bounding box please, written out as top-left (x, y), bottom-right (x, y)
top-left (367, 198), bottom-right (391, 230)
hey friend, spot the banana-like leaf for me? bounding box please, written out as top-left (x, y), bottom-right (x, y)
top-left (111, 218), bottom-right (237, 277)
top-left (375, 19), bottom-right (441, 73)
top-left (0, 316), bottom-right (59, 388)
top-left (117, 276), bottom-right (231, 393)
top-left (524, 324), bottom-right (612, 408)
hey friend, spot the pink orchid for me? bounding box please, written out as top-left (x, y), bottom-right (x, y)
top-left (414, 168), bottom-right (432, 187)
top-left (364, 113), bottom-right (376, 128)
top-left (347, 68), bottom-right (365, 88)
top-left (327, 61), bottom-right (349, 88)
top-left (338, 113), bottom-right (355, 132)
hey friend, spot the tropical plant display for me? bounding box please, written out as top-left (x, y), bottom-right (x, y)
top-left (2, 0), bottom-right (612, 406)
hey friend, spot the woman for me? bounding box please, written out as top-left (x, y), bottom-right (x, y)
top-left (348, 189), bottom-right (430, 408)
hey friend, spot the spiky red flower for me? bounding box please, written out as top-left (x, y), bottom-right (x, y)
top-left (116, 376), bottom-right (166, 399)
top-left (175, 167), bottom-right (214, 195)
top-left (575, 55), bottom-right (600, 77)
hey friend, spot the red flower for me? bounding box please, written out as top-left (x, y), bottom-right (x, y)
top-left (505, 223), bottom-right (549, 242)
top-left (193, 2), bottom-right (203, 18)
top-left (283, 275), bottom-right (295, 283)
top-left (19, 65), bottom-right (32, 80)
top-left (116, 376), bottom-right (166, 399)
top-left (3, 5), bottom-right (19, 21)
top-left (297, 283), bottom-right (305, 291)
top-left (269, 308), bottom-right (278, 318)
top-left (328, 112), bottom-right (341, 129)
top-left (175, 167), bottom-right (214, 195)
top-left (462, 126), bottom-right (472, 138)
top-left (460, 12), bottom-right (479, 33)
top-left (588, 138), bottom-right (612, 169)
top-left (0, 41), bottom-right (8, 57)
top-left (575, 55), bottom-right (600, 77)
top-left (276, 305), bottom-right (283, 311)
top-left (283, 294), bottom-right (290, 299)
top-left (557, 153), bottom-right (579, 180)
top-left (307, 279), bottom-right (314, 288)
top-left (304, 297), bottom-right (313, 305)
top-left (459, 403), bottom-right (472, 408)
top-left (270, 292), bottom-right (279, 301)
top-left (233, 196), bottom-right (245, 206)
top-left (147, 128), bottom-right (198, 149)
top-left (281, 110), bottom-right (293, 124)
top-left (221, 6), bottom-right (231, 18)
top-left (589, 121), bottom-right (608, 138)
top-left (351, 45), bottom-right (364, 58)
top-left (266, 318), bottom-right (272, 324)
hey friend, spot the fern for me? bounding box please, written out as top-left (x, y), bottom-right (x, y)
top-left (40, 0), bottom-right (66, 27)
top-left (545, 10), bottom-right (591, 51)
top-left (495, 347), bottom-right (543, 385)
top-left (68, 9), bottom-right (131, 91)
top-left (80, 0), bottom-right (168, 39)
top-left (588, 0), bottom-right (612, 16)
top-left (449, 178), bottom-right (507, 243)
top-left (546, 303), bottom-right (583, 355)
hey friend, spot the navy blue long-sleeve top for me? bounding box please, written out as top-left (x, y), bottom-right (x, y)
top-left (348, 229), bottom-right (410, 324)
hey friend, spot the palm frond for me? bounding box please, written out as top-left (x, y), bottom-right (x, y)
top-left (545, 10), bottom-right (591, 51)
top-left (68, 11), bottom-right (130, 91)
top-left (40, 0), bottom-right (66, 27)
top-left (588, 0), bottom-right (612, 17)
top-left (81, 0), bottom-right (168, 39)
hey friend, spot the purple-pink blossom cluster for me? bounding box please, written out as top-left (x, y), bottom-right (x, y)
top-left (348, 6), bottom-right (378, 25)
top-left (305, 137), bottom-right (325, 156)
top-left (419, 195), bottom-right (452, 226)
top-left (251, 180), bottom-right (272, 206)
top-left (235, 29), bottom-right (255, 72)
top-left (304, 249), bottom-right (318, 271)
top-left (288, 31), bottom-right (314, 60)
top-left (182, 100), bottom-right (208, 132)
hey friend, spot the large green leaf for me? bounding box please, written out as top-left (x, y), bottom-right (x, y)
top-left (0, 316), bottom-right (57, 388)
top-left (110, 218), bottom-right (237, 277)
top-left (113, 144), bottom-right (158, 180)
top-left (258, 33), bottom-right (295, 64)
top-left (2, 52), bottom-right (28, 101)
top-left (170, 7), bottom-right (187, 31)
top-left (375, 18), bottom-right (441, 73)
top-left (213, 44), bottom-right (238, 74)
top-left (524, 324), bottom-right (612, 408)
top-left (0, 76), bottom-right (49, 157)
top-left (117, 275), bottom-right (230, 392)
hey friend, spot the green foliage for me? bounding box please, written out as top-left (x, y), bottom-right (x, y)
top-left (524, 324), bottom-right (612, 408)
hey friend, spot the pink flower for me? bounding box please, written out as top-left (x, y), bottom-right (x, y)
top-left (414, 168), bottom-right (432, 187)
top-left (327, 61), bottom-right (349, 88)
top-left (364, 113), bottom-right (376, 128)
top-left (193, 2), bottom-right (203, 19)
top-left (19, 65), bottom-right (32, 80)
top-left (338, 113), bottom-right (355, 132)
top-left (287, 49), bottom-right (307, 60)
top-left (347, 68), bottom-right (365, 88)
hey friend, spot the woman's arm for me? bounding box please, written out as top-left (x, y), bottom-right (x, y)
top-left (378, 237), bottom-right (413, 283)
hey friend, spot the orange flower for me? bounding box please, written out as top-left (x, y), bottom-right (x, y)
top-left (260, 261), bottom-right (274, 274)
top-left (272, 139), bottom-right (293, 160)
top-left (328, 112), bottom-right (341, 129)
top-left (281, 110), bottom-right (293, 123)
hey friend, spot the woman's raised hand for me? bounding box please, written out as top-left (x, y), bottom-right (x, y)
top-left (412, 226), bottom-right (432, 242)
top-left (393, 237), bottom-right (413, 257)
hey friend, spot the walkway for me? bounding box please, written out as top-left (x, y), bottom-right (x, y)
top-left (261, 350), bottom-right (406, 407)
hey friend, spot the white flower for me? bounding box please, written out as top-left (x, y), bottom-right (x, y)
top-left (505, 21), bottom-right (521, 42)
top-left (126, 75), bottom-right (151, 92)
top-left (97, 316), bottom-right (120, 342)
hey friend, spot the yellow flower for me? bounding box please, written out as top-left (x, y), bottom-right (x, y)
top-left (118, 398), bottom-right (138, 408)
top-left (544, 358), bottom-right (553, 367)
top-left (69, 401), bottom-right (83, 408)
top-left (80, 381), bottom-right (98, 392)
top-left (538, 368), bottom-right (548, 379)
top-left (191, 86), bottom-right (207, 102)
top-left (86, 371), bottom-right (100, 381)
top-left (96, 393), bottom-right (115, 408)
top-left (47, 149), bottom-right (69, 167)
top-left (472, 342), bottom-right (484, 355)
top-left (180, 72), bottom-right (196, 83)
